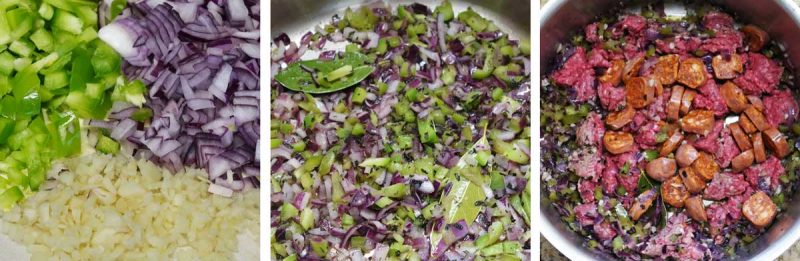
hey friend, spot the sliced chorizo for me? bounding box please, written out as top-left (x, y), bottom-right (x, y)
top-left (646, 157), bottom-right (677, 182)
top-left (677, 58), bottom-right (708, 89)
top-left (603, 131), bottom-right (635, 155)
top-left (625, 77), bottom-right (655, 109)
top-left (747, 95), bottom-right (765, 112)
top-left (712, 54), bottom-right (743, 80)
top-left (692, 152), bottom-right (719, 181)
top-left (685, 196), bottom-right (708, 222)
top-left (731, 149), bottom-right (755, 172)
top-left (752, 133), bottom-right (767, 163)
top-left (728, 122), bottom-right (752, 151)
top-left (719, 81), bottom-right (749, 113)
top-left (739, 114), bottom-right (758, 134)
top-left (680, 167), bottom-right (706, 194)
top-left (654, 54), bottom-right (680, 85)
top-left (662, 175), bottom-right (689, 208)
top-left (763, 128), bottom-right (791, 158)
top-left (680, 110), bottom-right (715, 136)
top-left (629, 189), bottom-right (657, 221)
top-left (742, 191), bottom-right (778, 228)
top-left (659, 131), bottom-right (684, 157)
top-left (741, 25), bottom-right (770, 52)
top-left (623, 56), bottom-right (645, 83)
top-left (599, 59), bottom-right (625, 86)
top-left (606, 106), bottom-right (635, 130)
top-left (681, 89), bottom-right (696, 116)
top-left (667, 85), bottom-right (685, 121)
top-left (744, 106), bottom-right (771, 131)
top-left (676, 143), bottom-right (700, 167)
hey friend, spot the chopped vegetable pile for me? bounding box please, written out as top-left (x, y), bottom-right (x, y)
top-left (542, 4), bottom-right (800, 260)
top-left (92, 0), bottom-right (261, 194)
top-left (0, 0), bottom-right (146, 210)
top-left (0, 153), bottom-right (259, 260)
top-left (271, 1), bottom-right (531, 260)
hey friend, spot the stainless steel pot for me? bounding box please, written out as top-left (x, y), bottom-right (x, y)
top-left (541, 0), bottom-right (800, 260)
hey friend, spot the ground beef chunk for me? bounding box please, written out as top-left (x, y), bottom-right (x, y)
top-left (570, 148), bottom-right (604, 181)
top-left (655, 35), bottom-right (702, 55)
top-left (707, 190), bottom-right (751, 242)
top-left (704, 172), bottom-right (749, 200)
top-left (579, 179), bottom-right (599, 203)
top-left (577, 113), bottom-right (605, 146)
top-left (700, 30), bottom-right (743, 54)
top-left (641, 214), bottom-right (707, 260)
top-left (585, 22), bottom-right (600, 43)
top-left (715, 128), bottom-right (740, 168)
top-left (734, 53), bottom-right (784, 95)
top-left (623, 35), bottom-right (646, 60)
top-left (744, 156), bottom-right (785, 193)
top-left (593, 221), bottom-right (617, 241)
top-left (763, 89), bottom-right (799, 127)
top-left (553, 47), bottom-right (597, 102)
top-left (575, 203), bottom-right (599, 226)
top-left (598, 82), bottom-right (626, 111)
top-left (694, 79), bottom-right (729, 117)
top-left (703, 11), bottom-right (735, 31)
top-left (601, 167), bottom-right (619, 195)
top-left (587, 48), bottom-right (612, 68)
top-left (694, 121), bottom-right (724, 154)
top-left (617, 15), bottom-right (647, 34)
top-left (635, 121), bottom-right (661, 149)
top-left (605, 151), bottom-right (639, 195)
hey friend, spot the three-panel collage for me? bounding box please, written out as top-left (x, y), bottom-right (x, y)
top-left (2, 0), bottom-right (800, 260)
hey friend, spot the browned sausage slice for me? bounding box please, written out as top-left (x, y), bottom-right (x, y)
top-left (646, 157), bottom-right (678, 182)
top-left (623, 56), bottom-right (645, 83)
top-left (753, 133), bottom-right (767, 163)
top-left (680, 167), bottom-right (706, 194)
top-left (680, 110), bottom-right (715, 135)
top-left (667, 85), bottom-right (685, 121)
top-left (654, 54), bottom-right (680, 85)
top-left (741, 25), bottom-right (770, 52)
top-left (659, 131), bottom-right (684, 157)
top-left (692, 152), bottom-right (719, 181)
top-left (599, 59), bottom-right (625, 86)
top-left (604, 131), bottom-right (635, 155)
top-left (764, 128), bottom-right (791, 158)
top-left (739, 114), bottom-right (758, 134)
top-left (676, 143), bottom-right (700, 167)
top-left (719, 81), bottom-right (749, 113)
top-left (742, 191), bottom-right (777, 228)
top-left (677, 58), bottom-right (708, 89)
top-left (662, 175), bottom-right (689, 208)
top-left (728, 122), bottom-right (753, 151)
top-left (744, 106), bottom-right (771, 131)
top-left (731, 149), bottom-right (755, 172)
top-left (629, 189), bottom-right (657, 221)
top-left (681, 89), bottom-right (696, 116)
top-left (606, 106), bottom-right (635, 130)
top-left (747, 95), bottom-right (765, 112)
top-left (685, 196), bottom-right (708, 222)
top-left (625, 77), bottom-right (655, 109)
top-left (712, 54), bottom-right (743, 80)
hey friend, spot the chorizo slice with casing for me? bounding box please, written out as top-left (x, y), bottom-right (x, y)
top-left (680, 110), bottom-right (715, 135)
top-left (623, 56), bottom-right (645, 82)
top-left (692, 152), bottom-right (719, 181)
top-left (606, 106), bottom-right (635, 130)
top-left (646, 157), bottom-right (678, 182)
top-left (659, 131), bottom-right (684, 157)
top-left (680, 167), bottom-right (706, 194)
top-left (676, 143), bottom-right (700, 167)
top-left (662, 175), bottom-right (690, 208)
top-left (743, 191), bottom-right (778, 228)
top-left (685, 196), bottom-right (708, 222)
top-left (728, 122), bottom-right (752, 151)
top-left (604, 131), bottom-right (635, 154)
top-left (599, 59), bottom-right (625, 86)
top-left (667, 85), bottom-right (685, 121)
top-left (654, 54), bottom-right (680, 85)
top-left (747, 95), bottom-right (765, 112)
top-left (625, 77), bottom-right (656, 109)
top-left (712, 54), bottom-right (743, 80)
top-left (739, 114), bottom-right (758, 134)
top-left (731, 149), bottom-right (755, 172)
top-left (763, 128), bottom-right (791, 158)
top-left (677, 58), bottom-right (708, 89)
top-left (741, 25), bottom-right (770, 52)
top-left (753, 133), bottom-right (767, 163)
top-left (681, 89), bottom-right (696, 116)
top-left (629, 189), bottom-right (657, 221)
top-left (719, 81), bottom-right (749, 113)
top-left (744, 106), bottom-right (771, 131)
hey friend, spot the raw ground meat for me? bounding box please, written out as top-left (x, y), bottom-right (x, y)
top-left (704, 172), bottom-right (750, 200)
top-left (703, 11), bottom-right (735, 31)
top-left (763, 89), bottom-right (799, 127)
top-left (593, 221), bottom-right (617, 241)
top-left (576, 112), bottom-right (605, 146)
top-left (699, 30), bottom-right (743, 55)
top-left (569, 147), bottom-right (604, 181)
top-left (734, 53), bottom-right (784, 95)
top-left (707, 190), bottom-right (752, 243)
top-left (641, 214), bottom-right (708, 260)
top-left (587, 48), bottom-right (612, 68)
top-left (693, 121), bottom-right (724, 154)
top-left (553, 47), bottom-right (597, 102)
top-left (655, 35), bottom-right (702, 55)
top-left (598, 82), bottom-right (626, 111)
top-left (585, 23), bottom-right (600, 43)
top-left (601, 166), bottom-right (619, 195)
top-left (616, 15), bottom-right (647, 34)
top-left (635, 121), bottom-right (661, 149)
top-left (604, 151), bottom-right (639, 195)
top-left (744, 156), bottom-right (785, 193)
top-left (693, 78), bottom-right (729, 117)
top-left (715, 128), bottom-right (741, 168)
top-left (579, 179), bottom-right (599, 203)
top-left (575, 203), bottom-right (599, 226)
